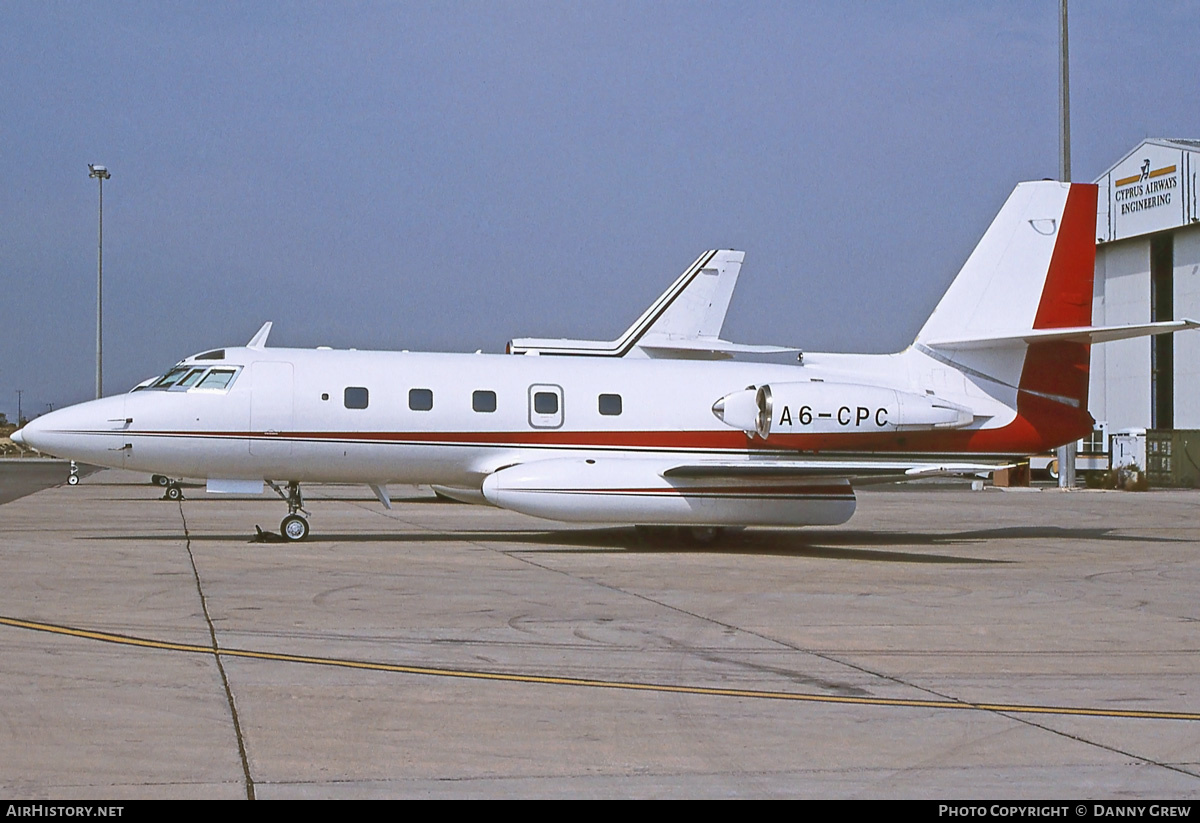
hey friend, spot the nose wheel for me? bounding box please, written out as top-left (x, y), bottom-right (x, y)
top-left (268, 480), bottom-right (311, 541)
top-left (280, 514), bottom-right (310, 542)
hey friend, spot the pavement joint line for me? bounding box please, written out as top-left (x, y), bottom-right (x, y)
top-left (175, 500), bottom-right (255, 801)
top-left (482, 542), bottom-right (1200, 782)
top-left (2, 613), bottom-right (1199, 723)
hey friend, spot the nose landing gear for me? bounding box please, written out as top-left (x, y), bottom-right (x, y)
top-left (268, 480), bottom-right (310, 542)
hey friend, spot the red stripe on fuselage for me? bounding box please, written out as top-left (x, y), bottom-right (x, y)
top-left (548, 484), bottom-right (853, 496)
top-left (132, 422), bottom-right (1071, 456)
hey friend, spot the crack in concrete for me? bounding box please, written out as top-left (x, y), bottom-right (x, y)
top-left (176, 500), bottom-right (256, 800)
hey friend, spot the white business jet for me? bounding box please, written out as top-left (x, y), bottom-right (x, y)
top-left (13, 181), bottom-right (1197, 541)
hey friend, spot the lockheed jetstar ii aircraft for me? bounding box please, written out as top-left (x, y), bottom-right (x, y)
top-left (14, 181), bottom-right (1198, 541)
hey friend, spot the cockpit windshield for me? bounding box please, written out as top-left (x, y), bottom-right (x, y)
top-left (175, 368), bottom-right (207, 389)
top-left (149, 367), bottom-right (190, 389)
top-left (143, 364), bottom-right (242, 392)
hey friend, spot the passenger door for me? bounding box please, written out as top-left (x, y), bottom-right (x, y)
top-left (249, 361), bottom-right (294, 458)
top-left (528, 384), bottom-right (564, 429)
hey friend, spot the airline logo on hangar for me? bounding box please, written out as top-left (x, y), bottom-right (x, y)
top-left (1114, 159), bottom-right (1178, 215)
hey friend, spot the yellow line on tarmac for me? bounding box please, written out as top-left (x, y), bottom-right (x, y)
top-left (3, 614), bottom-right (1199, 722)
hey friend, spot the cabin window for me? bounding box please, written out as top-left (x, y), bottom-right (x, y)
top-left (533, 391), bottom-right (559, 415)
top-left (345, 387), bottom-right (369, 409)
top-left (409, 388), bottom-right (433, 411)
top-left (598, 394), bottom-right (622, 416)
top-left (196, 369), bottom-right (237, 391)
top-left (472, 390), bottom-right (497, 413)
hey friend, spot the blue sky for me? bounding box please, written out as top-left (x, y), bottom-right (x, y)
top-left (2, 1), bottom-right (1198, 419)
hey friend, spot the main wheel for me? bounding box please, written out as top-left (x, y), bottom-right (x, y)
top-left (634, 525), bottom-right (676, 542)
top-left (67, 474), bottom-right (80, 486)
top-left (165, 484), bottom-right (183, 501)
top-left (685, 526), bottom-right (721, 545)
top-left (152, 474), bottom-right (170, 487)
top-left (281, 514), bottom-right (310, 542)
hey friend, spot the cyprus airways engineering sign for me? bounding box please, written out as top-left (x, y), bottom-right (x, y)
top-left (1104, 143), bottom-right (1189, 241)
top-left (1114, 158), bottom-right (1178, 216)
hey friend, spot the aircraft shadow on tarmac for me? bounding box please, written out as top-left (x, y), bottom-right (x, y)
top-left (86, 522), bottom-right (1191, 564)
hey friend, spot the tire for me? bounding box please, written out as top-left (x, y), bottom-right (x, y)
top-left (152, 474), bottom-right (169, 487)
top-left (166, 484), bottom-right (183, 501)
top-left (685, 526), bottom-right (721, 545)
top-left (634, 525), bottom-right (676, 542)
top-left (281, 514), bottom-right (310, 542)
top-left (67, 474), bottom-right (80, 486)
top-left (634, 525), bottom-right (724, 545)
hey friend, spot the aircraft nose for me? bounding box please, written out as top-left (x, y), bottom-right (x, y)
top-left (10, 414), bottom-right (46, 451)
top-left (10, 396), bottom-right (126, 464)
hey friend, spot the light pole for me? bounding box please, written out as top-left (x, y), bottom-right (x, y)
top-left (1056, 1), bottom-right (1077, 489)
top-left (88, 163), bottom-right (111, 399)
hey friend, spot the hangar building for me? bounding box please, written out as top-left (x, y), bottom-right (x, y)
top-left (1089, 138), bottom-right (1200, 437)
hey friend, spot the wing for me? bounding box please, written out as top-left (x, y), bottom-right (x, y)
top-left (662, 460), bottom-right (1008, 487)
top-left (479, 455), bottom-right (1010, 528)
top-left (661, 458), bottom-right (1012, 483)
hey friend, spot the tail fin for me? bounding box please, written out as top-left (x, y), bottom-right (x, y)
top-left (915, 181), bottom-right (1099, 444)
top-left (1014, 183), bottom-right (1098, 437)
top-left (916, 181), bottom-right (1097, 347)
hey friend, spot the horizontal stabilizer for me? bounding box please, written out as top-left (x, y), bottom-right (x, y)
top-left (924, 318), bottom-right (1200, 350)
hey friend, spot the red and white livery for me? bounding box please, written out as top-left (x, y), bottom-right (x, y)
top-left (14, 181), bottom-right (1197, 540)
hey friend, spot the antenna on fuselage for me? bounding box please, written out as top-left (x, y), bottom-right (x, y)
top-left (247, 322), bottom-right (273, 350)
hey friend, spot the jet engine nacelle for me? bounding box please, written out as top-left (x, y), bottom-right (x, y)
top-left (712, 381), bottom-right (973, 438)
top-left (482, 457), bottom-right (856, 526)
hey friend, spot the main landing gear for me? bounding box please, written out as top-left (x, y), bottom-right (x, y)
top-left (150, 475), bottom-right (186, 500)
top-left (634, 525), bottom-right (728, 545)
top-left (269, 480), bottom-right (311, 542)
